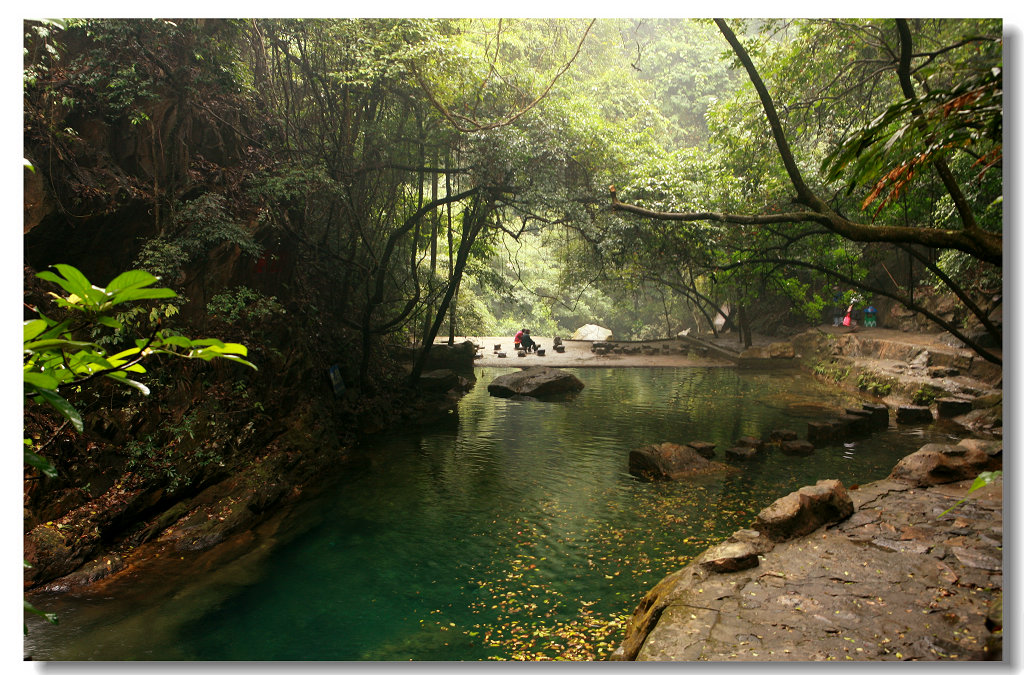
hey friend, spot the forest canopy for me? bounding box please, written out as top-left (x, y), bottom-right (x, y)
top-left (24, 17), bottom-right (1003, 389)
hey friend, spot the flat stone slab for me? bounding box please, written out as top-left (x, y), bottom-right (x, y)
top-left (614, 466), bottom-right (1003, 662)
top-left (686, 441), bottom-right (717, 459)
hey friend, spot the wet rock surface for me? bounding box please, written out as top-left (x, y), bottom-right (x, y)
top-left (613, 439), bottom-right (1002, 662)
top-left (486, 366), bottom-right (585, 399)
top-left (629, 443), bottom-right (733, 481)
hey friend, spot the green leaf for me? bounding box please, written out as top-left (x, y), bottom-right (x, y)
top-left (95, 315), bottom-right (124, 330)
top-left (35, 270), bottom-right (79, 297)
top-left (51, 264), bottom-right (94, 299)
top-left (109, 347), bottom-right (143, 361)
top-left (23, 371), bottom-right (59, 390)
top-left (23, 319), bottom-right (48, 342)
top-left (106, 269), bottom-right (160, 293)
top-left (24, 338), bottom-right (100, 353)
top-left (23, 599), bottom-right (59, 626)
top-left (104, 374), bottom-right (151, 395)
top-left (31, 389), bottom-right (83, 432)
top-left (24, 447), bottom-right (58, 479)
top-left (158, 335), bottom-right (195, 349)
top-left (109, 287), bottom-right (178, 306)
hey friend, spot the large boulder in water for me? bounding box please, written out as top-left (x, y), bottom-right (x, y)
top-left (629, 442), bottom-right (732, 481)
top-left (487, 366), bottom-right (584, 399)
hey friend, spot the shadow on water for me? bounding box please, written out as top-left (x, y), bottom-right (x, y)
top-left (25, 367), bottom-right (961, 661)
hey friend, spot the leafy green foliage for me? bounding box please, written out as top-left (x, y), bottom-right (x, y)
top-left (822, 66), bottom-right (1002, 216)
top-left (911, 384), bottom-right (942, 406)
top-left (856, 372), bottom-right (895, 396)
top-left (812, 360), bottom-right (851, 383)
top-left (124, 410), bottom-right (223, 491)
top-left (207, 286), bottom-right (286, 325)
top-left (24, 265), bottom-right (255, 477)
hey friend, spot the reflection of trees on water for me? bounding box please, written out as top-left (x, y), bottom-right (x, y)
top-left (28, 368), bottom-right (958, 660)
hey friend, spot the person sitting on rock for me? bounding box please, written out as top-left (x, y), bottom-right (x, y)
top-left (515, 328), bottom-right (538, 353)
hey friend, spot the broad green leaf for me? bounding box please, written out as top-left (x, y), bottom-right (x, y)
top-left (109, 347), bottom-right (143, 361)
top-left (36, 271), bottom-right (79, 297)
top-left (51, 264), bottom-right (93, 298)
top-left (23, 371), bottom-right (60, 390)
top-left (188, 338), bottom-right (227, 348)
top-left (23, 599), bottom-right (59, 626)
top-left (157, 335), bottom-right (195, 349)
top-left (23, 319), bottom-right (48, 342)
top-left (106, 269), bottom-right (160, 293)
top-left (31, 389), bottom-right (83, 432)
top-left (24, 338), bottom-right (100, 353)
top-left (109, 287), bottom-right (177, 305)
top-left (24, 448), bottom-right (58, 479)
top-left (95, 315), bottom-right (123, 330)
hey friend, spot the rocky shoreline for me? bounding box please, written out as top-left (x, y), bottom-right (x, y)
top-left (610, 438), bottom-right (1003, 661)
top-left (26, 328), bottom-right (1004, 662)
top-left (607, 323), bottom-right (1004, 662)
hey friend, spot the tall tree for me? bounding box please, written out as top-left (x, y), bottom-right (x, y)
top-left (610, 18), bottom-right (1001, 362)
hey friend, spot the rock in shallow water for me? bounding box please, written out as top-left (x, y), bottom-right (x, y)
top-left (486, 366), bottom-right (584, 399)
top-left (628, 442), bottom-right (732, 481)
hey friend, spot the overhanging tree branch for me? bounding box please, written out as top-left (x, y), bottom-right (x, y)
top-left (609, 19), bottom-right (1002, 266)
top-left (717, 256), bottom-right (1000, 365)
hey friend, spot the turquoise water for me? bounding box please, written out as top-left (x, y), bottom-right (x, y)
top-left (24, 367), bottom-right (960, 660)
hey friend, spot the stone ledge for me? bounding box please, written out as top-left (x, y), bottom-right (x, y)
top-left (613, 443), bottom-right (1003, 662)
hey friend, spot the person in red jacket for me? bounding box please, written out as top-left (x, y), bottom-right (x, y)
top-left (514, 328), bottom-right (537, 352)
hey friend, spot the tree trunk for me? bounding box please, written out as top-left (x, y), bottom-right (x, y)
top-left (737, 304), bottom-right (753, 348)
top-left (411, 198), bottom-right (490, 383)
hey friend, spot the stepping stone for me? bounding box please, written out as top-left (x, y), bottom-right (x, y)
top-left (687, 441), bottom-right (717, 459)
top-left (897, 405), bottom-right (934, 424)
top-left (726, 446), bottom-right (759, 460)
top-left (807, 420), bottom-right (839, 445)
top-left (770, 429), bottom-right (798, 442)
top-left (861, 402), bottom-right (890, 430)
top-left (936, 397), bottom-right (973, 418)
top-left (736, 436), bottom-right (764, 449)
top-left (838, 413), bottom-right (871, 436)
top-left (780, 440), bottom-right (815, 456)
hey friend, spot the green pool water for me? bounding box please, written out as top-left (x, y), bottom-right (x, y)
top-left (24, 367), bottom-right (961, 661)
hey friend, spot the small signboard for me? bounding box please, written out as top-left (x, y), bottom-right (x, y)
top-left (328, 364), bottom-right (345, 396)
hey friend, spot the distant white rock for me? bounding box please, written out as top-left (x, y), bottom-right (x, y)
top-left (571, 324), bottom-right (613, 341)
